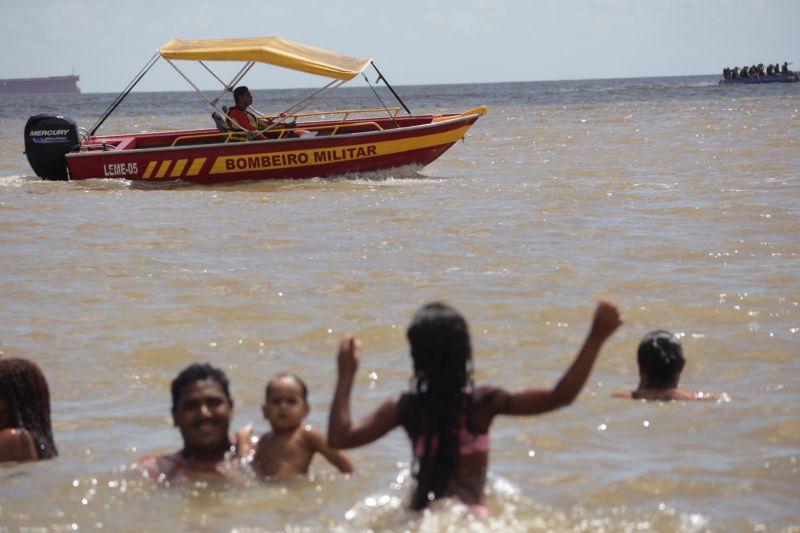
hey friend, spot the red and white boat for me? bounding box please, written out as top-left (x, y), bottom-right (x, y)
top-left (24, 37), bottom-right (486, 184)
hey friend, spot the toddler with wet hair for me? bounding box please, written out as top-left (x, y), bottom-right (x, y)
top-left (246, 372), bottom-right (354, 478)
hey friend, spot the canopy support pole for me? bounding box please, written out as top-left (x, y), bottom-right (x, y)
top-left (362, 73), bottom-right (399, 128)
top-left (202, 60), bottom-right (254, 105)
top-left (163, 57), bottom-right (227, 112)
top-left (371, 61), bottom-right (410, 114)
top-left (251, 79), bottom-right (343, 132)
top-left (87, 52), bottom-right (160, 137)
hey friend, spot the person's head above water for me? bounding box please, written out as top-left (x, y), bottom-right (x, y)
top-left (0, 357), bottom-right (58, 460)
top-left (407, 302), bottom-right (474, 393)
top-left (170, 363), bottom-right (234, 459)
top-left (637, 330), bottom-right (685, 388)
top-left (171, 363), bottom-right (232, 411)
top-left (266, 372), bottom-right (308, 404)
top-left (263, 372), bottom-right (310, 433)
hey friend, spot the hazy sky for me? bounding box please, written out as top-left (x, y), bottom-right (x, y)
top-left (1, 0), bottom-right (797, 93)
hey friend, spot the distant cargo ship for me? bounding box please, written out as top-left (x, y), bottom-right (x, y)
top-left (0, 74), bottom-right (80, 94)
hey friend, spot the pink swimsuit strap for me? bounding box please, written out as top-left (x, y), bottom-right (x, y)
top-left (414, 427), bottom-right (490, 457)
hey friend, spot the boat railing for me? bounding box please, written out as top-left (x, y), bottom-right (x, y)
top-left (261, 120), bottom-right (386, 139)
top-left (170, 116), bottom-right (390, 147)
top-left (170, 131), bottom-right (249, 147)
top-left (286, 107), bottom-right (402, 122)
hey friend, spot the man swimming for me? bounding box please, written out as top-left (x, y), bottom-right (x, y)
top-left (138, 363), bottom-right (246, 483)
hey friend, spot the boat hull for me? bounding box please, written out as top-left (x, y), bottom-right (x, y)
top-left (719, 72), bottom-right (799, 84)
top-left (64, 111), bottom-right (484, 184)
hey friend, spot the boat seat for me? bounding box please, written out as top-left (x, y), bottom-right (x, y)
top-left (212, 108), bottom-right (229, 132)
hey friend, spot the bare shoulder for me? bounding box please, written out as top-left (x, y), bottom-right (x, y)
top-left (625, 388), bottom-right (716, 402)
top-left (678, 389), bottom-right (717, 401)
top-left (470, 385), bottom-right (513, 425)
top-left (301, 425), bottom-right (326, 447)
top-left (0, 428), bottom-right (38, 462)
top-left (136, 452), bottom-right (182, 479)
top-left (474, 385), bottom-right (511, 408)
top-left (380, 393), bottom-right (404, 411)
top-left (257, 431), bottom-right (276, 445)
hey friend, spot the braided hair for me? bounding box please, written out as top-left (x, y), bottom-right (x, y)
top-left (0, 358), bottom-right (58, 459)
top-left (405, 302), bottom-right (473, 510)
top-left (637, 330), bottom-right (685, 388)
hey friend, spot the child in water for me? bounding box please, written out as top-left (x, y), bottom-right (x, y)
top-left (328, 299), bottom-right (622, 512)
top-left (248, 372), bottom-right (354, 478)
top-left (0, 357), bottom-right (58, 462)
top-left (612, 329), bottom-right (711, 401)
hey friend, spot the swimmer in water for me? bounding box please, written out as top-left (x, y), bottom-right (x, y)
top-left (0, 357), bottom-right (58, 462)
top-left (243, 372), bottom-right (354, 478)
top-left (138, 363), bottom-right (245, 482)
top-left (612, 330), bottom-right (713, 401)
top-left (329, 299), bottom-right (622, 513)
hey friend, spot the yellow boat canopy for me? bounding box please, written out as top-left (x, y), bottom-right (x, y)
top-left (159, 37), bottom-right (372, 81)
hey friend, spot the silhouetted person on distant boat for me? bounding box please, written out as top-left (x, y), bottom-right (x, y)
top-left (782, 62), bottom-right (790, 74)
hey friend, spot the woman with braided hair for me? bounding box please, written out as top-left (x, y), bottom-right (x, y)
top-left (329, 299), bottom-right (621, 513)
top-left (0, 357), bottom-right (58, 462)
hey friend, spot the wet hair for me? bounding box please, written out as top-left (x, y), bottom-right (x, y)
top-left (232, 86), bottom-right (250, 105)
top-left (637, 330), bottom-right (685, 388)
top-left (405, 302), bottom-right (473, 510)
top-left (170, 363), bottom-right (232, 410)
top-left (266, 372), bottom-right (308, 403)
top-left (0, 358), bottom-right (58, 459)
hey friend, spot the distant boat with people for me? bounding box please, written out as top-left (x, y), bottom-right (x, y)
top-left (0, 74), bottom-right (80, 94)
top-left (719, 62), bottom-right (798, 85)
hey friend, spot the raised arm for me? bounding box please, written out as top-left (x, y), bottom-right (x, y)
top-left (328, 336), bottom-right (400, 449)
top-left (506, 300), bottom-right (622, 416)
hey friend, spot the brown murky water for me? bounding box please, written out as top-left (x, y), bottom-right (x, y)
top-left (1, 78), bottom-right (798, 531)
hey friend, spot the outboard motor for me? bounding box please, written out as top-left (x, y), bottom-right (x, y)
top-left (24, 114), bottom-right (80, 180)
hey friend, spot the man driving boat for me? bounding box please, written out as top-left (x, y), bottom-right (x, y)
top-left (227, 86), bottom-right (268, 139)
top-left (227, 86), bottom-right (307, 140)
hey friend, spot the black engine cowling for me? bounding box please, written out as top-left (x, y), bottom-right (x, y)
top-left (24, 114), bottom-right (80, 180)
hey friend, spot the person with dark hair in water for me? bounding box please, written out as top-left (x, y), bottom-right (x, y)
top-left (0, 357), bottom-right (58, 462)
top-left (329, 300), bottom-right (621, 514)
top-left (138, 362), bottom-right (245, 483)
top-left (613, 330), bottom-right (712, 401)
